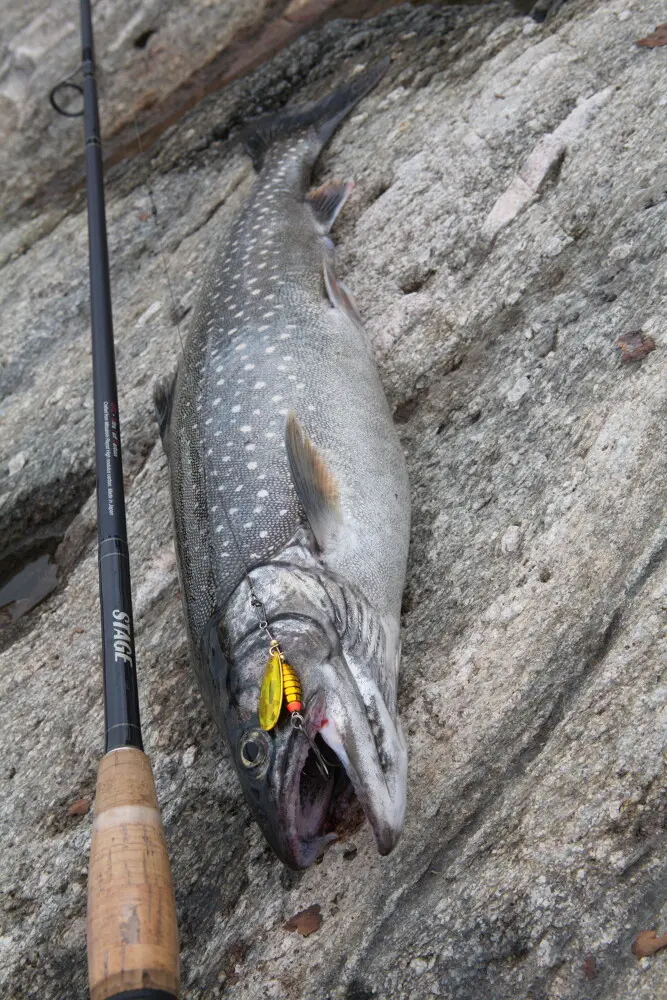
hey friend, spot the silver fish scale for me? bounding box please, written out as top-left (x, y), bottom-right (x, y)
top-left (169, 141), bottom-right (410, 653)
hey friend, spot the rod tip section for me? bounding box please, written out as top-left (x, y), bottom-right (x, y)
top-left (87, 748), bottom-right (179, 1000)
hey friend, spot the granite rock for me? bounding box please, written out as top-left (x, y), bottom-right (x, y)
top-left (0, 2), bottom-right (665, 999)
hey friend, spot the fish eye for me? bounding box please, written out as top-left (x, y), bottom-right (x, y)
top-left (240, 729), bottom-right (268, 768)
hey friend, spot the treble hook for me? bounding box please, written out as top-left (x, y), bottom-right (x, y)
top-left (290, 712), bottom-right (330, 780)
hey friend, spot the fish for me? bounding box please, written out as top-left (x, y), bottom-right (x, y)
top-left (155, 62), bottom-right (411, 869)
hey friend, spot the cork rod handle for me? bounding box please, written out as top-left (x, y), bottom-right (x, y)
top-left (87, 747), bottom-right (180, 1000)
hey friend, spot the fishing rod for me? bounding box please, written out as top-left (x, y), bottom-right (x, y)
top-left (57, 2), bottom-right (180, 997)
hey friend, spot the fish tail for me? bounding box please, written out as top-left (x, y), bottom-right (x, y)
top-left (241, 59), bottom-right (388, 172)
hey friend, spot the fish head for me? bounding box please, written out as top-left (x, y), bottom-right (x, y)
top-left (200, 595), bottom-right (407, 869)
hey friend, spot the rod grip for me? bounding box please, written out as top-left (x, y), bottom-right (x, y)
top-left (87, 748), bottom-right (179, 1000)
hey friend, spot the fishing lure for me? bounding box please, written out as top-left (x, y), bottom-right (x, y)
top-left (259, 640), bottom-right (302, 730)
top-left (255, 618), bottom-right (329, 777)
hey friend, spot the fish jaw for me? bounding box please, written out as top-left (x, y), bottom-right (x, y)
top-left (309, 665), bottom-right (408, 856)
top-left (232, 715), bottom-right (337, 870)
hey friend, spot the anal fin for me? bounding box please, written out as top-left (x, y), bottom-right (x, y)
top-left (323, 258), bottom-right (364, 329)
top-left (307, 180), bottom-right (354, 233)
top-left (285, 411), bottom-right (342, 551)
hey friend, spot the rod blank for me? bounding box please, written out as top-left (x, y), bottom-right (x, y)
top-left (77, 1), bottom-right (180, 996)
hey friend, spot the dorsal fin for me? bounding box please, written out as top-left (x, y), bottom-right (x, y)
top-left (285, 411), bottom-right (342, 550)
top-left (307, 180), bottom-right (354, 233)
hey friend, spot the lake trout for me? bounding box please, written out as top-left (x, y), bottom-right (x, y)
top-left (155, 63), bottom-right (411, 868)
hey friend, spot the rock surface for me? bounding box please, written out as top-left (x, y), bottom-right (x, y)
top-left (1, 2), bottom-right (666, 999)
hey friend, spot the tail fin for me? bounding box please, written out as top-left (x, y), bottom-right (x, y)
top-left (241, 60), bottom-right (388, 172)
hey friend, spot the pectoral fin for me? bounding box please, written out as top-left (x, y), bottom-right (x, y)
top-left (285, 411), bottom-right (342, 550)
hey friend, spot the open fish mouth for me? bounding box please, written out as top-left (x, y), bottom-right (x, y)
top-left (280, 687), bottom-right (406, 868)
top-left (281, 699), bottom-right (346, 868)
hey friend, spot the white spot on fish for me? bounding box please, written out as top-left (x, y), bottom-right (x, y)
top-left (222, 455), bottom-right (230, 462)
top-left (243, 521), bottom-right (253, 528)
top-left (231, 404), bottom-right (241, 413)
top-left (244, 363), bottom-right (255, 371)
top-left (247, 461), bottom-right (257, 470)
top-left (240, 425), bottom-right (252, 434)
top-left (228, 328), bottom-right (237, 335)
top-left (279, 508), bottom-right (288, 516)
top-left (254, 506), bottom-right (263, 514)
top-left (214, 397), bottom-right (221, 405)
top-left (253, 408), bottom-right (261, 415)
top-left (235, 342), bottom-right (246, 351)
top-left (217, 378), bottom-right (225, 386)
top-left (235, 485), bottom-right (244, 493)
top-left (258, 325), bottom-right (269, 332)
top-left (296, 383), bottom-right (305, 390)
top-left (265, 431), bottom-right (275, 439)
top-left (245, 443), bottom-right (256, 451)
top-left (271, 394), bottom-right (283, 402)
top-left (263, 312), bottom-right (275, 319)
top-left (259, 530), bottom-right (268, 538)
top-left (254, 381), bottom-right (266, 390)
top-left (216, 525), bottom-right (224, 533)
top-left (279, 333), bottom-right (291, 340)
top-left (257, 489), bottom-right (268, 498)
top-left (205, 418), bottom-right (213, 425)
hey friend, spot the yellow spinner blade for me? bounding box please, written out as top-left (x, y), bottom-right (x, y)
top-left (259, 649), bottom-right (283, 731)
